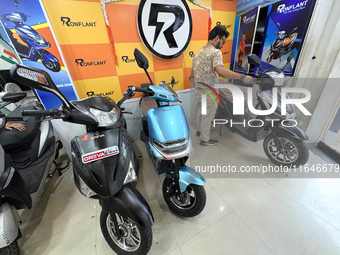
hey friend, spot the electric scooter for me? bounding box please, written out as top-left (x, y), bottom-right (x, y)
top-left (4, 64), bottom-right (154, 255)
top-left (130, 49), bottom-right (206, 217)
top-left (0, 12), bottom-right (61, 72)
top-left (215, 54), bottom-right (309, 167)
top-left (265, 23), bottom-right (298, 67)
top-left (0, 91), bottom-right (67, 255)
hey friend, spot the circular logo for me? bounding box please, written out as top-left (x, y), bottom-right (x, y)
top-left (81, 135), bottom-right (90, 141)
top-left (137, 0), bottom-right (192, 59)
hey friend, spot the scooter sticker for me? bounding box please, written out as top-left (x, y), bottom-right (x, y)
top-left (82, 146), bottom-right (119, 164)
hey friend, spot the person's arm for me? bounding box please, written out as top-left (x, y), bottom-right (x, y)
top-left (215, 65), bottom-right (254, 84)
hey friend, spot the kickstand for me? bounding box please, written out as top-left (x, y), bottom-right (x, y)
top-left (48, 160), bottom-right (70, 178)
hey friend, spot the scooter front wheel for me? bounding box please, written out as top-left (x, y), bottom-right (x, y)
top-left (42, 59), bottom-right (61, 72)
top-left (0, 241), bottom-right (20, 255)
top-left (100, 210), bottom-right (152, 255)
top-left (263, 133), bottom-right (309, 167)
top-left (162, 178), bottom-right (206, 217)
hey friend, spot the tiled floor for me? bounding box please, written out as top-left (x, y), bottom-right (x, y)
top-left (17, 126), bottom-right (340, 255)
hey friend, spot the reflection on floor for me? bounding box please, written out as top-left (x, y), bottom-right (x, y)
top-left (17, 126), bottom-right (340, 255)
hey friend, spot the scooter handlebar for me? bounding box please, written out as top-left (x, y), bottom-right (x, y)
top-left (21, 109), bottom-right (62, 117)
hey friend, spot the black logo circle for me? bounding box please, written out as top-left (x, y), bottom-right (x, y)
top-left (137, 0), bottom-right (192, 59)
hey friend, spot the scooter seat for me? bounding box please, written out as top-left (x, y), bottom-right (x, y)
top-left (0, 105), bottom-right (40, 152)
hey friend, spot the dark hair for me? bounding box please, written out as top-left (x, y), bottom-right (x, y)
top-left (208, 25), bottom-right (230, 41)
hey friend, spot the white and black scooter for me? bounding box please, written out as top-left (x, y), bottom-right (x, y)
top-left (0, 91), bottom-right (67, 254)
top-left (216, 54), bottom-right (309, 167)
top-left (2, 64), bottom-right (154, 255)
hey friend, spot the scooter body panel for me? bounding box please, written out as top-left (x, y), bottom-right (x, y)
top-left (277, 123), bottom-right (308, 141)
top-left (100, 183), bottom-right (154, 228)
top-left (71, 127), bottom-right (138, 198)
top-left (0, 203), bottom-right (19, 248)
top-left (170, 165), bottom-right (206, 192)
top-left (147, 105), bottom-right (189, 143)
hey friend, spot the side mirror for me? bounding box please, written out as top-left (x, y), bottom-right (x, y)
top-left (171, 76), bottom-right (175, 87)
top-left (2, 92), bottom-right (26, 103)
top-left (134, 49), bottom-right (149, 70)
top-left (0, 113), bottom-right (6, 130)
top-left (10, 64), bottom-right (72, 109)
top-left (248, 54), bottom-right (261, 67)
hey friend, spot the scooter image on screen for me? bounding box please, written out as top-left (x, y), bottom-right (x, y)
top-left (265, 23), bottom-right (298, 68)
top-left (0, 90), bottom-right (67, 255)
top-left (127, 49), bottom-right (206, 217)
top-left (0, 12), bottom-right (61, 72)
top-left (4, 64), bottom-right (154, 255)
top-left (216, 54), bottom-right (309, 167)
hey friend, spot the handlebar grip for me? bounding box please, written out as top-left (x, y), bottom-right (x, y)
top-left (21, 109), bottom-right (59, 117)
top-left (134, 87), bottom-right (147, 92)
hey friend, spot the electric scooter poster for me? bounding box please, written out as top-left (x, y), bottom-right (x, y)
top-left (232, 6), bottom-right (260, 74)
top-left (259, 0), bottom-right (317, 76)
top-left (0, 0), bottom-right (78, 109)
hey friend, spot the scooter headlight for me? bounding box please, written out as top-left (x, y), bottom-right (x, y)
top-left (153, 136), bottom-right (189, 153)
top-left (265, 71), bottom-right (284, 87)
top-left (78, 176), bottom-right (97, 197)
top-left (123, 161), bottom-right (138, 185)
top-left (89, 107), bottom-right (118, 127)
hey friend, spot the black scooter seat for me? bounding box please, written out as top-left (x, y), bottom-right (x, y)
top-left (0, 105), bottom-right (40, 152)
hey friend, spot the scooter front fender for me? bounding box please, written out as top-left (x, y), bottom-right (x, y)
top-left (0, 203), bottom-right (19, 248)
top-left (100, 183), bottom-right (154, 228)
top-left (277, 123), bottom-right (308, 141)
top-left (178, 165), bottom-right (206, 192)
top-left (39, 49), bottom-right (58, 63)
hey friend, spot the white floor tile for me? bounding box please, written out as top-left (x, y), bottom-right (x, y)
top-left (157, 183), bottom-right (232, 245)
top-left (179, 212), bottom-right (273, 255)
top-left (208, 178), bottom-right (271, 209)
top-left (21, 218), bottom-right (96, 255)
top-left (234, 186), bottom-right (340, 255)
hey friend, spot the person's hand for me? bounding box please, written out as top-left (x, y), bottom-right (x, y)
top-left (5, 122), bottom-right (26, 131)
top-left (243, 75), bottom-right (254, 84)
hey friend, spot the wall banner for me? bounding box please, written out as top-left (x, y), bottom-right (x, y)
top-left (259, 0), bottom-right (317, 76)
top-left (232, 6), bottom-right (260, 74)
top-left (0, 0), bottom-right (78, 109)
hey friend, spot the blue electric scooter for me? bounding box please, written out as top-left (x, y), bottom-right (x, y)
top-left (122, 49), bottom-right (206, 217)
top-left (1, 12), bottom-right (61, 72)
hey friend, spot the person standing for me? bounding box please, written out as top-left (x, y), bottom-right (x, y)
top-left (191, 25), bottom-right (253, 146)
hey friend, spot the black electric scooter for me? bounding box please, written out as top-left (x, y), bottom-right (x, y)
top-left (4, 64), bottom-right (154, 255)
top-left (215, 54), bottom-right (309, 167)
top-left (0, 91), bottom-right (67, 254)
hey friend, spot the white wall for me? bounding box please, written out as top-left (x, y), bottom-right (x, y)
top-left (291, 0), bottom-right (340, 143)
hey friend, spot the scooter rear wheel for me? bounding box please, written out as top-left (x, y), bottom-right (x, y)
top-left (0, 241), bottom-right (20, 255)
top-left (100, 210), bottom-right (152, 255)
top-left (162, 178), bottom-right (206, 217)
top-left (263, 133), bottom-right (309, 167)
